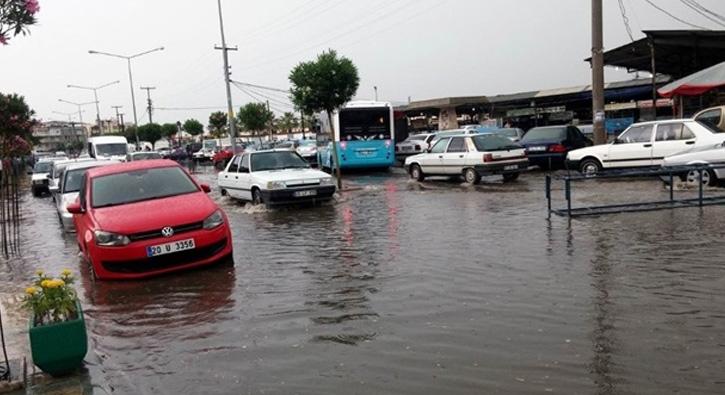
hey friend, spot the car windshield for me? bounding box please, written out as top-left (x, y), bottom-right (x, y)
top-left (33, 162), bottom-right (52, 173)
top-left (62, 168), bottom-right (90, 193)
top-left (96, 143), bottom-right (127, 156)
top-left (251, 151), bottom-right (309, 171)
top-left (521, 127), bottom-right (566, 142)
top-left (132, 152), bottom-right (162, 160)
top-left (92, 166), bottom-right (199, 208)
top-left (299, 140), bottom-right (316, 147)
top-left (472, 135), bottom-right (521, 151)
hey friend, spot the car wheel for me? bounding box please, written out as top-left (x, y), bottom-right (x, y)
top-left (503, 172), bottom-right (520, 182)
top-left (579, 158), bottom-right (602, 175)
top-left (410, 164), bottom-right (425, 181)
top-left (31, 188), bottom-right (40, 197)
top-left (684, 168), bottom-right (716, 187)
top-left (252, 188), bottom-right (264, 205)
top-left (464, 168), bottom-right (481, 185)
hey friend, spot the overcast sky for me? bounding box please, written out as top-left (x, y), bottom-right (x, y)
top-left (2, 0), bottom-right (725, 126)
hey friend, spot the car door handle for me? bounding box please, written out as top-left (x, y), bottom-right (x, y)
top-left (438, 155), bottom-right (443, 159)
top-left (234, 176), bottom-right (239, 179)
top-left (459, 155), bottom-right (464, 158)
top-left (685, 141), bottom-right (695, 145)
top-left (643, 144), bottom-right (652, 148)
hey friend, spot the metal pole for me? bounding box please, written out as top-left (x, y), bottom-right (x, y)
top-left (127, 58), bottom-right (140, 146)
top-left (591, 0), bottom-right (606, 145)
top-left (141, 87), bottom-right (155, 124)
top-left (650, 37), bottom-right (657, 121)
top-left (669, 172), bottom-right (674, 202)
top-left (216, 0), bottom-right (238, 154)
top-left (565, 178), bottom-right (572, 216)
top-left (93, 89), bottom-right (101, 134)
top-left (545, 175), bottom-right (552, 216)
top-left (699, 168), bottom-right (704, 207)
top-left (374, 86), bottom-right (378, 101)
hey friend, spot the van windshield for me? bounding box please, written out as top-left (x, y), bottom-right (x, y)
top-left (96, 143), bottom-right (127, 156)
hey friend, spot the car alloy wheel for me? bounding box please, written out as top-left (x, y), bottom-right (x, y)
top-left (252, 189), bottom-right (264, 205)
top-left (579, 158), bottom-right (601, 175)
top-left (685, 169), bottom-right (715, 186)
top-left (464, 168), bottom-right (480, 185)
top-left (410, 164), bottom-right (424, 181)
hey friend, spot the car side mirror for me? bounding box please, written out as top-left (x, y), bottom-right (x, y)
top-left (200, 184), bottom-right (211, 193)
top-left (66, 202), bottom-right (83, 214)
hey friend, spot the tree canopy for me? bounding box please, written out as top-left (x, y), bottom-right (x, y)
top-left (289, 49), bottom-right (359, 115)
top-left (237, 103), bottom-right (274, 133)
top-left (161, 123), bottom-right (178, 140)
top-left (278, 112), bottom-right (298, 133)
top-left (0, 0), bottom-right (40, 45)
top-left (183, 119), bottom-right (204, 136)
top-left (137, 123), bottom-right (163, 148)
top-left (208, 111), bottom-right (228, 138)
top-left (0, 92), bottom-right (36, 156)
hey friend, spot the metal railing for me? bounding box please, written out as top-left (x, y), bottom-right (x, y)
top-left (546, 164), bottom-right (725, 217)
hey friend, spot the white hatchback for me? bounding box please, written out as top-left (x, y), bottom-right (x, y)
top-left (567, 119), bottom-right (725, 174)
top-left (404, 134), bottom-right (528, 184)
top-left (218, 149), bottom-right (336, 206)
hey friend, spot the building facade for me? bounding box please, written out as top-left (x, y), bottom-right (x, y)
top-left (32, 121), bottom-right (88, 153)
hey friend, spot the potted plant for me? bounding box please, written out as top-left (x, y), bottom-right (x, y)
top-left (22, 269), bottom-right (87, 376)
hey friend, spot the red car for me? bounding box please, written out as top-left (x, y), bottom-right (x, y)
top-left (67, 160), bottom-right (233, 280)
top-left (212, 145), bottom-right (244, 170)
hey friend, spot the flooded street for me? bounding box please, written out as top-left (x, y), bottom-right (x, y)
top-left (3, 166), bottom-right (725, 394)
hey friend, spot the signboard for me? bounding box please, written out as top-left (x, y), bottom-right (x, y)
top-left (637, 99), bottom-right (673, 109)
top-left (605, 117), bottom-right (634, 135)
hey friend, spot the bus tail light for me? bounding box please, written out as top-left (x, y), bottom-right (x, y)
top-left (384, 139), bottom-right (392, 148)
top-left (339, 141), bottom-right (348, 150)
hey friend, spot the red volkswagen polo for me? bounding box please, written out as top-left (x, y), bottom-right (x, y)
top-left (67, 160), bottom-right (233, 280)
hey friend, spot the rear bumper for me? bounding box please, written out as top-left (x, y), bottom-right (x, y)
top-left (565, 159), bottom-right (580, 170)
top-left (89, 223), bottom-right (233, 280)
top-left (473, 160), bottom-right (529, 175)
top-left (261, 185), bottom-right (336, 205)
top-left (526, 153), bottom-right (567, 167)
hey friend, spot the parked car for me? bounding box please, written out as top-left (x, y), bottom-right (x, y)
top-left (127, 151), bottom-right (163, 161)
top-left (660, 141), bottom-right (725, 186)
top-left (48, 158), bottom-right (94, 201)
top-left (30, 159), bottom-right (54, 197)
top-left (519, 125), bottom-right (592, 169)
top-left (404, 133), bottom-right (528, 184)
top-left (157, 147), bottom-right (171, 158)
top-left (567, 119), bottom-right (725, 174)
top-left (55, 160), bottom-right (119, 232)
top-left (395, 133), bottom-right (436, 159)
top-left (192, 148), bottom-right (215, 162)
top-left (212, 145), bottom-right (244, 170)
top-left (694, 105), bottom-right (725, 133)
top-left (67, 159), bottom-right (233, 280)
top-left (217, 149), bottom-right (336, 206)
top-left (274, 140), bottom-right (296, 150)
top-left (296, 140), bottom-right (319, 165)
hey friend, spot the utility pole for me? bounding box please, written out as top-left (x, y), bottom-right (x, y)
top-left (112, 105), bottom-right (123, 133)
top-left (591, 0), bottom-right (606, 145)
top-left (215, 0), bottom-right (238, 153)
top-left (300, 110), bottom-right (305, 140)
top-left (374, 86), bottom-right (378, 101)
top-left (141, 86), bottom-right (156, 124)
top-left (119, 113), bottom-right (125, 132)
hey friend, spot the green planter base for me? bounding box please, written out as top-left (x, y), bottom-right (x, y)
top-left (29, 300), bottom-right (88, 376)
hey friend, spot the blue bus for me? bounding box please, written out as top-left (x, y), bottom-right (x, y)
top-left (317, 101), bottom-right (395, 170)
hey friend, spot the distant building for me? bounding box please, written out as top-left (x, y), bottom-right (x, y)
top-left (32, 121), bottom-right (87, 153)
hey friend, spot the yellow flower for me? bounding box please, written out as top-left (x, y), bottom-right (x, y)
top-left (40, 279), bottom-right (51, 288)
top-left (61, 269), bottom-right (72, 277)
top-left (25, 287), bottom-right (37, 295)
top-left (54, 279), bottom-right (65, 287)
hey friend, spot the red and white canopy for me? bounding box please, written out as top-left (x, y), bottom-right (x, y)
top-left (658, 61), bottom-right (725, 98)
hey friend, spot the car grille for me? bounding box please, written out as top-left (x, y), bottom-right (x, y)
top-left (101, 238), bottom-right (228, 274)
top-left (286, 181), bottom-right (321, 187)
top-left (128, 221), bottom-right (204, 242)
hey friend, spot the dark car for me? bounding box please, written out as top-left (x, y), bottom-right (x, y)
top-left (519, 125), bottom-right (592, 169)
top-left (168, 147), bottom-right (189, 161)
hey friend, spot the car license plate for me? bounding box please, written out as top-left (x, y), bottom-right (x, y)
top-left (294, 189), bottom-right (317, 198)
top-left (504, 165), bottom-right (518, 170)
top-left (528, 146), bottom-right (547, 152)
top-left (146, 238), bottom-right (195, 257)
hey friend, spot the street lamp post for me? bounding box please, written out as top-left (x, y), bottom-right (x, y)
top-left (58, 99), bottom-right (97, 140)
top-left (67, 80), bottom-right (120, 134)
top-left (88, 47), bottom-right (164, 146)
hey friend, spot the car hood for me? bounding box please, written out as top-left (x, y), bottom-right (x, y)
top-left (31, 173), bottom-right (49, 181)
top-left (253, 168), bottom-right (331, 182)
top-left (92, 192), bottom-right (217, 234)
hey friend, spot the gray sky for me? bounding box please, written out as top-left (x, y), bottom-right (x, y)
top-left (2, 0), bottom-right (725, 126)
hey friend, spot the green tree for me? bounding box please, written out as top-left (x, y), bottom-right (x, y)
top-left (208, 111), bottom-right (228, 139)
top-left (278, 112), bottom-right (298, 134)
top-left (0, 92), bottom-right (36, 156)
top-left (161, 123), bottom-right (178, 142)
top-left (0, 0), bottom-right (40, 45)
top-left (137, 123), bottom-right (163, 149)
top-left (183, 119), bottom-right (204, 137)
top-left (289, 49), bottom-right (359, 188)
top-left (237, 103), bottom-right (274, 141)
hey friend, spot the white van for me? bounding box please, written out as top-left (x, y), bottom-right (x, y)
top-left (87, 136), bottom-right (129, 161)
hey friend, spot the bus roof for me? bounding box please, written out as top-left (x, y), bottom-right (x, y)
top-left (88, 136), bottom-right (127, 144)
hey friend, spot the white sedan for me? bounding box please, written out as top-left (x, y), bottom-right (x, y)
top-left (661, 141), bottom-right (725, 186)
top-left (218, 149), bottom-right (336, 206)
top-left (567, 119), bottom-right (725, 174)
top-left (404, 133), bottom-right (528, 184)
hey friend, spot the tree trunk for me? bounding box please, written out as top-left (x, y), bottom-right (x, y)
top-left (327, 111), bottom-right (342, 190)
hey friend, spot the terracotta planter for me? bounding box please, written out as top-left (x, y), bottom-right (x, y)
top-left (28, 300), bottom-right (88, 376)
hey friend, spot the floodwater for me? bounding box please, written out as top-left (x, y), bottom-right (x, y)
top-left (3, 166), bottom-right (725, 394)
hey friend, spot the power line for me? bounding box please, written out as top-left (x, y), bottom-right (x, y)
top-left (685, 0), bottom-right (725, 22)
top-left (241, 0), bottom-right (347, 44)
top-left (618, 0), bottom-right (635, 41)
top-left (155, 106), bottom-right (227, 111)
top-left (230, 80), bottom-right (288, 93)
top-left (642, 0), bottom-right (708, 29)
top-left (240, 0), bottom-right (332, 41)
top-left (233, 84), bottom-right (288, 113)
top-left (680, 0), bottom-right (725, 27)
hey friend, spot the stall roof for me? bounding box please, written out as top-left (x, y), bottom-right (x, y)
top-left (588, 30), bottom-right (725, 78)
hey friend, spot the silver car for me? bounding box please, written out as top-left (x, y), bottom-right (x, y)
top-left (55, 160), bottom-right (119, 232)
top-left (661, 141), bottom-right (725, 186)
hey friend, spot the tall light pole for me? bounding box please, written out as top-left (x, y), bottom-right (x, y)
top-left (58, 99), bottom-right (96, 140)
top-left (591, 0), bottom-right (606, 145)
top-left (374, 86), bottom-right (378, 101)
top-left (67, 80), bottom-right (120, 134)
top-left (88, 46), bottom-right (165, 146)
top-left (215, 0), bottom-right (238, 153)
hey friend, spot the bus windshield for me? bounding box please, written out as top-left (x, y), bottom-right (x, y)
top-left (339, 108), bottom-right (391, 141)
top-left (96, 143), bottom-right (127, 156)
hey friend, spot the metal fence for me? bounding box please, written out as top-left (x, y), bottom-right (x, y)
top-left (546, 164), bottom-right (725, 217)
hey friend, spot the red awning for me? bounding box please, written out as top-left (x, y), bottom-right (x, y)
top-left (658, 61), bottom-right (725, 97)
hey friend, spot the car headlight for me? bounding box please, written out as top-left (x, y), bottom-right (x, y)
top-left (203, 209), bottom-right (225, 230)
top-left (267, 181), bottom-right (286, 190)
top-left (94, 230), bottom-right (130, 246)
top-left (319, 177), bottom-right (334, 186)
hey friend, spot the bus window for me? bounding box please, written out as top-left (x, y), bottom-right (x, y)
top-left (339, 108), bottom-right (391, 141)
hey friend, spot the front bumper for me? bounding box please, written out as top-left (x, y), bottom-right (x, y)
top-left (260, 185), bottom-right (336, 205)
top-left (473, 160), bottom-right (529, 175)
top-left (88, 223), bottom-right (233, 280)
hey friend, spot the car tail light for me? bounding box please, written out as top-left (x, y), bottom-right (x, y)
top-left (483, 153), bottom-right (494, 162)
top-left (548, 144), bottom-right (567, 153)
